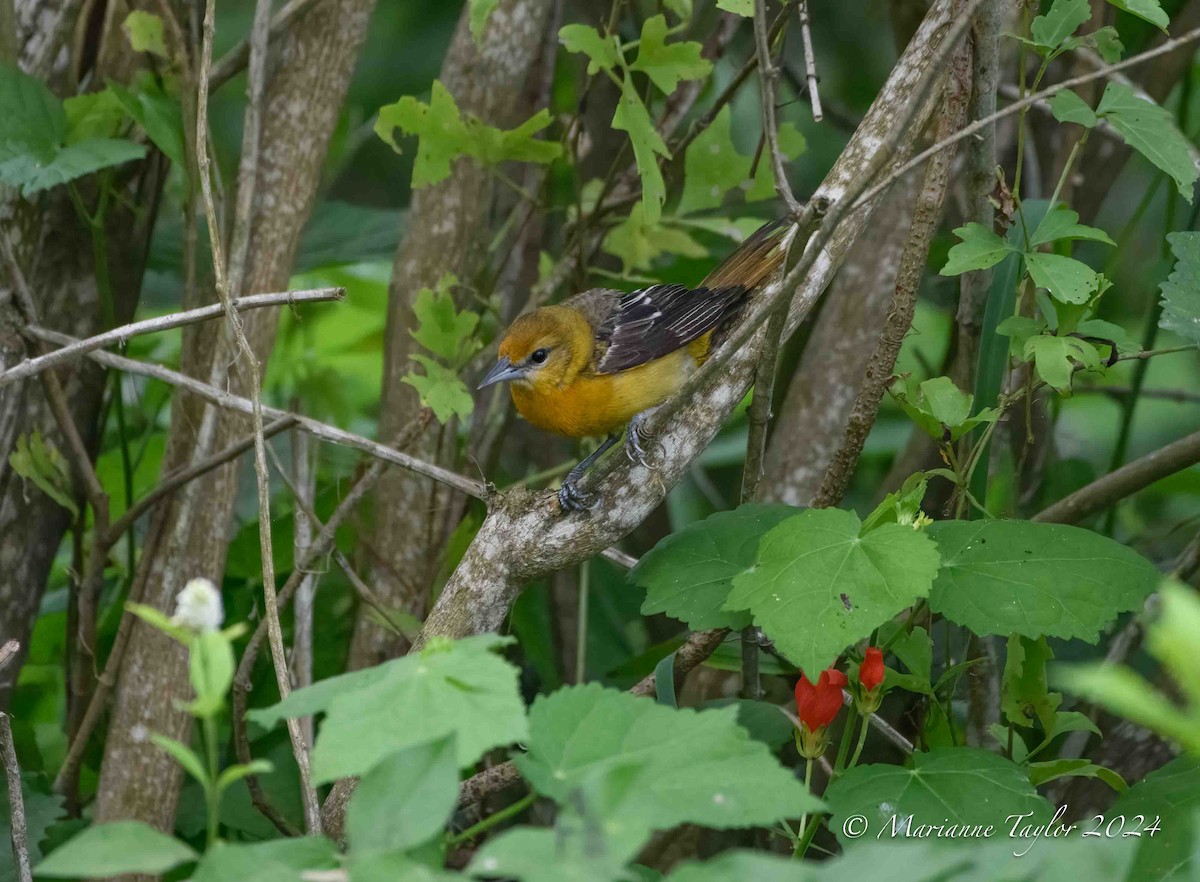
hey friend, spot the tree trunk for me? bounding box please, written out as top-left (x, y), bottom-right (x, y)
top-left (350, 0), bottom-right (554, 670)
top-left (94, 0), bottom-right (376, 838)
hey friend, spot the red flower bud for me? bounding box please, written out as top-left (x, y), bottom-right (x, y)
top-left (794, 668), bottom-right (848, 732)
top-left (859, 647), bottom-right (885, 693)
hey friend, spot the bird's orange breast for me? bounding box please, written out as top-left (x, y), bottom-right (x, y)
top-left (510, 346), bottom-right (699, 438)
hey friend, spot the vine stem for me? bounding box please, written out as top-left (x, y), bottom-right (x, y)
top-left (846, 713), bottom-right (871, 769)
top-left (447, 792), bottom-right (535, 847)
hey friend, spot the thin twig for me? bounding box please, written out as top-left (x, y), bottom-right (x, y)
top-left (753, 0), bottom-right (802, 218)
top-left (796, 1), bottom-right (823, 122)
top-left (0, 710), bottom-right (31, 882)
top-left (855, 24), bottom-right (1200, 209)
top-left (290, 421), bottom-right (317, 749)
top-left (0, 289), bottom-right (344, 388)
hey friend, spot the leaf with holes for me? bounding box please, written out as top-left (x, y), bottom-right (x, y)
top-left (1024, 334), bottom-right (1103, 391)
top-left (1029, 205), bottom-right (1114, 247)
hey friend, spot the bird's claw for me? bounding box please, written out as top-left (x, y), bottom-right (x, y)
top-left (625, 415), bottom-right (661, 469)
top-left (558, 479), bottom-right (598, 513)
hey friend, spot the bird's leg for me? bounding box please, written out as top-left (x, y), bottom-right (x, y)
top-left (625, 409), bottom-right (662, 469)
top-left (558, 434), bottom-right (620, 513)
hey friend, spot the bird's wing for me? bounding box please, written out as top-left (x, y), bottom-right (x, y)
top-left (592, 283), bottom-right (748, 375)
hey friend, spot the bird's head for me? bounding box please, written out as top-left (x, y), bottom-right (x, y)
top-left (478, 306), bottom-right (590, 391)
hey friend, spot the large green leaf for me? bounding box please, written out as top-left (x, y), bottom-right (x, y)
top-left (1108, 756), bottom-right (1200, 882)
top-left (470, 822), bottom-right (637, 882)
top-left (677, 106), bottom-right (750, 215)
top-left (824, 748), bottom-right (1054, 848)
top-left (347, 737), bottom-right (459, 854)
top-left (1096, 82), bottom-right (1197, 200)
top-left (1159, 231), bottom-right (1200, 345)
top-left (516, 684), bottom-right (822, 837)
top-left (1105, 0), bottom-right (1169, 29)
top-left (1028, 205), bottom-right (1114, 248)
top-left (34, 821), bottom-right (196, 877)
top-left (629, 15), bottom-right (711, 94)
top-left (191, 838), bottom-right (338, 882)
top-left (0, 62), bottom-right (66, 162)
top-left (940, 223), bottom-right (1016, 275)
top-left (667, 851), bottom-right (818, 881)
top-left (726, 508), bottom-right (940, 674)
top-left (249, 635), bottom-right (527, 782)
top-left (1030, 0), bottom-right (1091, 50)
top-left (1024, 252), bottom-right (1100, 304)
top-left (928, 521), bottom-right (1158, 641)
top-left (558, 24), bottom-right (620, 74)
top-left (634, 503), bottom-right (798, 630)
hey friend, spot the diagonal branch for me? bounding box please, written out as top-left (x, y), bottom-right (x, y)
top-left (753, 0), bottom-right (803, 218)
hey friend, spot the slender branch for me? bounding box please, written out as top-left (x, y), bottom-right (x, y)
top-left (290, 422), bottom-right (317, 749)
top-left (753, 0), bottom-right (802, 218)
top-left (796, 2), bottom-right (823, 122)
top-left (1, 710), bottom-right (31, 882)
top-left (0, 641), bottom-right (17, 673)
top-left (1033, 429), bottom-right (1200, 525)
top-left (0, 289), bottom-right (344, 388)
top-left (854, 24), bottom-right (1200, 209)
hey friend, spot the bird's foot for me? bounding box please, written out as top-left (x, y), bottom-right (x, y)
top-left (625, 412), bottom-right (661, 469)
top-left (557, 478), bottom-right (598, 513)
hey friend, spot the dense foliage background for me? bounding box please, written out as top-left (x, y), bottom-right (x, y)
top-left (2, 0), bottom-right (1200, 879)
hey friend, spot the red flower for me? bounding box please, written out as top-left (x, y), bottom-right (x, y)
top-left (859, 647), bottom-right (885, 693)
top-left (795, 668), bottom-right (848, 732)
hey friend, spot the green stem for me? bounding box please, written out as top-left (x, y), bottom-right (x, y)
top-left (831, 710), bottom-right (857, 777)
top-left (793, 757), bottom-right (814, 857)
top-left (447, 792), bottom-right (536, 846)
top-left (575, 561), bottom-right (589, 684)
top-left (846, 713), bottom-right (871, 769)
top-left (203, 715), bottom-right (220, 850)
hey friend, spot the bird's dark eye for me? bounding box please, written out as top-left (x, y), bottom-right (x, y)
top-left (530, 348), bottom-right (549, 364)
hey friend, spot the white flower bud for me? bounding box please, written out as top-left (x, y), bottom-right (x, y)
top-left (172, 577), bottom-right (224, 633)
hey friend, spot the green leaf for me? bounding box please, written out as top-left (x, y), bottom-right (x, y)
top-left (824, 748), bottom-right (1054, 848)
top-left (1024, 334), bottom-right (1103, 391)
top-left (602, 209), bottom-right (708, 273)
top-left (409, 273), bottom-right (479, 365)
top-left (1031, 0), bottom-right (1091, 50)
top-left (715, 0), bottom-right (753, 15)
top-left (1001, 635), bottom-right (1061, 731)
top-left (470, 821), bottom-right (639, 882)
top-left (1159, 230), bottom-right (1200, 344)
top-left (191, 838), bottom-right (338, 882)
top-left (928, 520), bottom-right (1159, 641)
top-left (630, 15), bottom-right (711, 94)
top-left (516, 684), bottom-right (822, 836)
top-left (186, 629), bottom-right (234, 718)
top-left (634, 503), bottom-right (798, 630)
top-left (8, 432), bottom-right (78, 518)
top-left (889, 375), bottom-right (997, 442)
top-left (1096, 82), bottom-right (1197, 200)
top-left (997, 315), bottom-right (1046, 358)
top-left (1024, 252), bottom-right (1100, 304)
top-left (470, 108), bottom-right (562, 167)
top-left (34, 821), bottom-right (197, 877)
top-left (403, 355), bottom-right (475, 423)
top-left (726, 508), bottom-right (940, 674)
top-left (613, 77), bottom-right (669, 224)
top-left (214, 759), bottom-right (274, 795)
top-left (122, 11), bottom-right (168, 58)
top-left (940, 223), bottom-right (1016, 275)
top-left (0, 62), bottom-right (67, 164)
top-left (109, 78), bottom-right (186, 167)
top-left (348, 737), bottom-right (458, 854)
top-left (349, 851), bottom-right (463, 882)
top-left (64, 88), bottom-right (128, 142)
top-left (667, 851), bottom-right (813, 881)
top-left (1107, 755), bottom-right (1200, 881)
top-left (468, 0), bottom-right (500, 43)
top-left (677, 106), bottom-right (750, 215)
top-left (1147, 579), bottom-right (1200, 707)
top-left (2, 137), bottom-right (145, 196)
top-left (1058, 664), bottom-right (1199, 750)
top-left (1104, 0), bottom-right (1169, 29)
top-left (1049, 90), bottom-right (1098, 128)
top-left (249, 635), bottom-right (527, 782)
top-left (1028, 759), bottom-right (1125, 790)
top-left (558, 24), bottom-right (620, 74)
top-left (150, 734), bottom-right (209, 786)
top-left (1090, 26), bottom-right (1125, 62)
top-left (0, 783), bottom-right (62, 882)
top-left (1028, 205), bottom-right (1114, 247)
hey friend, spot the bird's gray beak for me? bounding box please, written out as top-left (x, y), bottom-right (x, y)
top-left (478, 356), bottom-right (524, 390)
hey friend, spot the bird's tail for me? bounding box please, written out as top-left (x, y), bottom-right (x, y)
top-left (700, 218), bottom-right (795, 290)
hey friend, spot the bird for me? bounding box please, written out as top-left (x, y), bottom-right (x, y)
top-left (479, 218), bottom-right (793, 512)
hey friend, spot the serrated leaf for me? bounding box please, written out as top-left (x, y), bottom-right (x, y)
top-left (630, 15), bottom-right (712, 94)
top-left (928, 520), bottom-right (1159, 641)
top-left (2, 137), bottom-right (145, 196)
top-left (726, 508), bottom-right (940, 674)
top-left (940, 223), bottom-right (1016, 275)
top-left (1104, 0), bottom-right (1169, 29)
top-left (1024, 333), bottom-right (1102, 391)
top-left (468, 0), bottom-right (500, 43)
top-left (0, 62), bottom-right (67, 163)
top-left (1097, 82), bottom-right (1197, 200)
top-left (516, 684), bottom-right (822, 836)
top-left (613, 77), bottom-right (669, 224)
top-left (34, 822), bottom-right (196, 877)
top-left (634, 504), bottom-right (798, 630)
top-left (1159, 230), bottom-right (1200, 344)
top-left (601, 204), bottom-right (706, 272)
top-left (122, 11), bottom-right (168, 58)
top-left (1049, 89), bottom-right (1097, 128)
top-left (248, 635), bottom-right (526, 782)
top-left (348, 736), bottom-right (458, 854)
top-left (1029, 205), bottom-right (1114, 247)
top-left (404, 355), bottom-right (475, 423)
top-left (558, 24), bottom-right (620, 74)
top-left (191, 838), bottom-right (338, 882)
top-left (409, 273), bottom-right (478, 363)
top-left (1024, 252), bottom-right (1100, 304)
top-left (824, 748), bottom-right (1054, 848)
top-left (1031, 0), bottom-right (1091, 50)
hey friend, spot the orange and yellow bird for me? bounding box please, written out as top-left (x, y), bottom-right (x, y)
top-left (479, 219), bottom-right (791, 511)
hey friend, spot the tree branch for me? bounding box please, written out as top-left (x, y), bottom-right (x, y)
top-left (1, 708), bottom-right (31, 882)
top-left (753, 0), bottom-right (802, 218)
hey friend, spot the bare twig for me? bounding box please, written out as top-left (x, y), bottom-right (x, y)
top-left (0, 710), bottom-right (31, 882)
top-left (797, 1), bottom-right (823, 122)
top-left (0, 289), bottom-right (344, 388)
top-left (855, 24), bottom-right (1200, 209)
top-left (290, 422), bottom-right (317, 749)
top-left (208, 0), bottom-right (326, 91)
top-left (753, 0), bottom-right (803, 218)
top-left (1033, 429), bottom-right (1200, 525)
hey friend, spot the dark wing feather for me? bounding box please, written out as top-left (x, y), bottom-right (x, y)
top-left (594, 283), bottom-right (748, 374)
